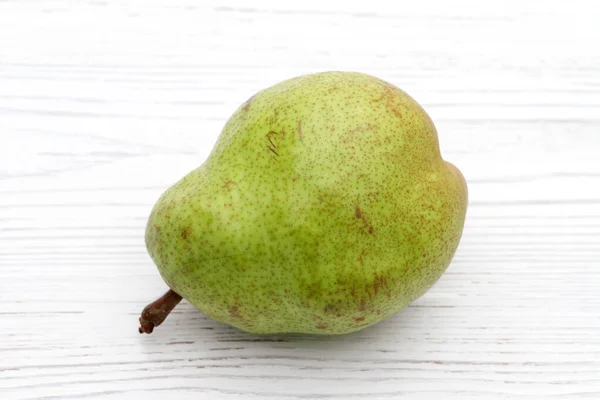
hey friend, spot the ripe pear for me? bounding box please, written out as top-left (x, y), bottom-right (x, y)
top-left (139, 71), bottom-right (467, 335)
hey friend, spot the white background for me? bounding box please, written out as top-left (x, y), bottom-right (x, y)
top-left (1, 1), bottom-right (600, 399)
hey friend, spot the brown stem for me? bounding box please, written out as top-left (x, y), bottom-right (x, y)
top-left (138, 289), bottom-right (183, 334)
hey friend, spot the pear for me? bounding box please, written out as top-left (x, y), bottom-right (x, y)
top-left (139, 71), bottom-right (467, 335)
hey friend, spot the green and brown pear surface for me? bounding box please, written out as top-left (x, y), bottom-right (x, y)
top-left (140, 71), bottom-right (468, 335)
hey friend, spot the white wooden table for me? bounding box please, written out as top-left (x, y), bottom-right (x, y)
top-left (1, 1), bottom-right (599, 399)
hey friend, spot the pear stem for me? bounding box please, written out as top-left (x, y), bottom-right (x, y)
top-left (138, 289), bottom-right (183, 334)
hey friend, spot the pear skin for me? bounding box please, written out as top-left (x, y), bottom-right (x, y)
top-left (140, 71), bottom-right (467, 335)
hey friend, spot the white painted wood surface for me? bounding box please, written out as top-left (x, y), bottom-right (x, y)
top-left (1, 1), bottom-right (599, 399)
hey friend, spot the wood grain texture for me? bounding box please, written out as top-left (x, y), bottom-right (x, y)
top-left (1, 1), bottom-right (599, 399)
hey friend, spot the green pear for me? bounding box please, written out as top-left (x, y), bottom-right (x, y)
top-left (139, 71), bottom-right (467, 335)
